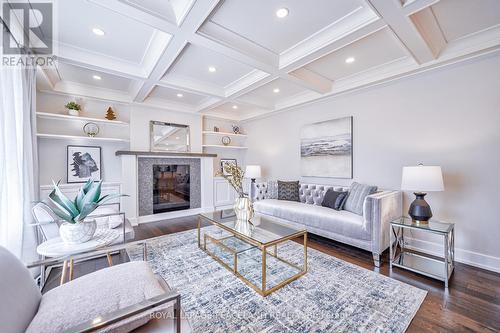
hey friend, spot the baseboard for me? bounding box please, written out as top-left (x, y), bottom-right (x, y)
top-left (405, 237), bottom-right (500, 273)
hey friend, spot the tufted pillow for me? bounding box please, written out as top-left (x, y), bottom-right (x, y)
top-left (277, 181), bottom-right (300, 202)
top-left (343, 182), bottom-right (378, 215)
top-left (321, 189), bottom-right (348, 210)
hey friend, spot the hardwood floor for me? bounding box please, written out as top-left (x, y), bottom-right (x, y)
top-left (45, 216), bottom-right (500, 332)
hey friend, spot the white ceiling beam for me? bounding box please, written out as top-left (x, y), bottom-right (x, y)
top-left (401, 0), bottom-right (440, 16)
top-left (367, 0), bottom-right (436, 64)
top-left (284, 69), bottom-right (331, 94)
top-left (131, 0), bottom-right (221, 103)
top-left (410, 6), bottom-right (447, 58)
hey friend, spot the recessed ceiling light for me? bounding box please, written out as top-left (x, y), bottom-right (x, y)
top-left (232, 105), bottom-right (238, 109)
top-left (208, 66), bottom-right (216, 73)
top-left (92, 75), bottom-right (102, 80)
top-left (92, 28), bottom-right (105, 36)
top-left (175, 137), bottom-right (179, 140)
top-left (176, 93), bottom-right (183, 98)
top-left (345, 57), bottom-right (355, 64)
top-left (276, 8), bottom-right (289, 18)
top-left (273, 88), bottom-right (280, 93)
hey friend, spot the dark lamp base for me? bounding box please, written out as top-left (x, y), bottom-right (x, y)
top-left (408, 192), bottom-right (433, 222)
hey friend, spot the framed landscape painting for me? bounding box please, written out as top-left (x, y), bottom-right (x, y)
top-left (300, 116), bottom-right (353, 178)
top-left (67, 145), bottom-right (102, 183)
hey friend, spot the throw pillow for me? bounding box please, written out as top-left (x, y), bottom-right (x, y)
top-left (321, 189), bottom-right (348, 210)
top-left (264, 180), bottom-right (278, 199)
top-left (343, 182), bottom-right (378, 215)
top-left (277, 181), bottom-right (300, 202)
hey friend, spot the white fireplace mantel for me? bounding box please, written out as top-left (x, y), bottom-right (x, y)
top-left (118, 151), bottom-right (216, 225)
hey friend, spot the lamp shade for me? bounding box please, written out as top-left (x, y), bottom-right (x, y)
top-left (245, 165), bottom-right (261, 179)
top-left (401, 165), bottom-right (444, 192)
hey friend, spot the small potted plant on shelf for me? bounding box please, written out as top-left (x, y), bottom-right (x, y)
top-left (65, 101), bottom-right (81, 117)
top-left (42, 179), bottom-right (127, 244)
top-left (216, 163), bottom-right (254, 224)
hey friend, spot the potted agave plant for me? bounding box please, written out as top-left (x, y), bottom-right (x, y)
top-left (43, 179), bottom-right (127, 244)
top-left (217, 163), bottom-right (254, 223)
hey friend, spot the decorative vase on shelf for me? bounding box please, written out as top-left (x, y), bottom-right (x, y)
top-left (59, 220), bottom-right (97, 244)
top-left (234, 196), bottom-right (254, 222)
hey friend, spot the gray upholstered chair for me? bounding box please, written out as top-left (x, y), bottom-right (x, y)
top-left (0, 244), bottom-right (189, 333)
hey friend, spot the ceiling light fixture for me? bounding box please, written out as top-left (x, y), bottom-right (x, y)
top-left (273, 88), bottom-right (280, 93)
top-left (92, 75), bottom-right (102, 80)
top-left (92, 28), bottom-right (105, 36)
top-left (276, 8), bottom-right (289, 18)
top-left (232, 105), bottom-right (238, 109)
top-left (208, 66), bottom-right (216, 73)
top-left (345, 57), bottom-right (355, 64)
top-left (176, 93), bottom-right (183, 98)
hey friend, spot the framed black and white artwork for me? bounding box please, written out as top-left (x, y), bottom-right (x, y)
top-left (300, 116), bottom-right (353, 178)
top-left (67, 145), bottom-right (102, 183)
top-left (220, 158), bottom-right (237, 176)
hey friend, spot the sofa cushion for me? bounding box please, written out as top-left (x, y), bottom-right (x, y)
top-left (254, 199), bottom-right (370, 240)
top-left (277, 181), bottom-right (300, 202)
top-left (343, 182), bottom-right (378, 215)
top-left (321, 189), bottom-right (348, 210)
top-left (26, 261), bottom-right (165, 333)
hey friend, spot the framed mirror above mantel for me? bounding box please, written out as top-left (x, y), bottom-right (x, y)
top-left (150, 121), bottom-right (190, 152)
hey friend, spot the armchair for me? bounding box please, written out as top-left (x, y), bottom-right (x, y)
top-left (0, 242), bottom-right (188, 333)
top-left (32, 202), bottom-right (136, 288)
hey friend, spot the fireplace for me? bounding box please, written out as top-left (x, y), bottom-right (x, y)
top-left (153, 164), bottom-right (190, 213)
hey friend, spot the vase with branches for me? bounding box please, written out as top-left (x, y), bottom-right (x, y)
top-left (216, 163), bottom-right (254, 221)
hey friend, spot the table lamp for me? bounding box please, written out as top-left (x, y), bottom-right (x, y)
top-left (401, 164), bottom-right (444, 223)
top-left (245, 165), bottom-right (261, 183)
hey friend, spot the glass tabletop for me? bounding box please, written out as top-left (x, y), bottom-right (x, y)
top-left (391, 216), bottom-right (454, 234)
top-left (200, 210), bottom-right (305, 246)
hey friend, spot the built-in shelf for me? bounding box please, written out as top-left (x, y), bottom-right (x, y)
top-left (37, 112), bottom-right (129, 126)
top-left (202, 131), bottom-right (247, 138)
top-left (37, 133), bottom-right (130, 143)
top-left (202, 144), bottom-right (248, 150)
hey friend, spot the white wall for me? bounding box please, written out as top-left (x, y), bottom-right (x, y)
top-left (130, 105), bottom-right (202, 152)
top-left (244, 52), bottom-right (500, 272)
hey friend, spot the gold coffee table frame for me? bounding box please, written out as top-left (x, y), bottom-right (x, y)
top-left (198, 215), bottom-right (307, 297)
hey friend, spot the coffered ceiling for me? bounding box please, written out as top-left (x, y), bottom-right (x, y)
top-left (34, 0), bottom-right (500, 121)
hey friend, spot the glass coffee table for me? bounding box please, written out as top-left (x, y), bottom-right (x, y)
top-left (198, 210), bottom-right (308, 296)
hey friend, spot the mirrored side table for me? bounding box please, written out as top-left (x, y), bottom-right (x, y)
top-left (390, 217), bottom-right (455, 288)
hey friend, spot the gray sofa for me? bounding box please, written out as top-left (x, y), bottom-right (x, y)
top-left (252, 183), bottom-right (402, 266)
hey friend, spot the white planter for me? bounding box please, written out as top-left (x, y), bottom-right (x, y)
top-left (234, 197), bottom-right (254, 222)
top-left (234, 219), bottom-right (254, 237)
top-left (67, 109), bottom-right (80, 117)
top-left (59, 220), bottom-right (97, 244)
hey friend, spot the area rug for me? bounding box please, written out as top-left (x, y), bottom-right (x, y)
top-left (127, 227), bottom-right (426, 332)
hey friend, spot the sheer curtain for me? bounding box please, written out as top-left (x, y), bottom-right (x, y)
top-left (0, 64), bottom-right (38, 261)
